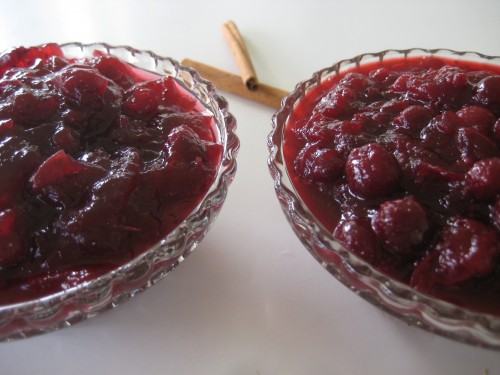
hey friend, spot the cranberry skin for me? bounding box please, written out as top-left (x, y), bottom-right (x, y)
top-left (54, 66), bottom-right (122, 110)
top-left (492, 196), bottom-right (500, 231)
top-left (456, 106), bottom-right (496, 136)
top-left (467, 71), bottom-right (491, 85)
top-left (420, 111), bottom-right (461, 161)
top-left (0, 136), bottom-right (42, 208)
top-left (42, 55), bottom-right (69, 72)
top-left (0, 209), bottom-right (24, 267)
top-left (334, 219), bottom-right (378, 262)
top-left (331, 121), bottom-right (370, 159)
top-left (0, 208), bottom-right (16, 236)
top-left (345, 143), bottom-right (400, 198)
top-left (93, 55), bottom-right (136, 89)
top-left (406, 66), bottom-right (468, 108)
top-left (30, 150), bottom-right (85, 207)
top-left (426, 111), bottom-right (460, 136)
top-left (457, 127), bottom-right (498, 165)
top-left (108, 116), bottom-right (158, 146)
top-left (0, 232), bottom-right (24, 267)
top-left (0, 119), bottom-right (15, 138)
top-left (391, 74), bottom-right (411, 93)
top-left (317, 86), bottom-right (356, 118)
top-left (295, 144), bottom-right (345, 183)
top-left (11, 88), bottom-right (60, 125)
top-left (142, 77), bottom-right (197, 112)
top-left (380, 99), bottom-right (410, 115)
top-left (52, 149), bottom-right (142, 262)
top-left (393, 105), bottom-right (433, 133)
top-left (494, 118), bottom-right (500, 144)
top-left (474, 75), bottom-right (500, 108)
top-left (411, 217), bottom-right (499, 291)
top-left (30, 150), bottom-right (85, 191)
top-left (372, 196), bottom-right (430, 255)
top-left (52, 123), bottom-right (81, 153)
top-left (369, 68), bottom-right (397, 86)
top-left (123, 87), bottom-right (159, 118)
top-left (465, 158), bottom-right (500, 200)
top-left (153, 112), bottom-right (214, 142)
top-left (163, 125), bottom-right (223, 196)
top-left (338, 73), bottom-right (369, 93)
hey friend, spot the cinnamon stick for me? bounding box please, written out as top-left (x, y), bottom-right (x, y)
top-left (222, 20), bottom-right (259, 91)
top-left (182, 59), bottom-right (288, 109)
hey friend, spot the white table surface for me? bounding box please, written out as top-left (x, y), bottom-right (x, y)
top-left (1, 0), bottom-right (500, 373)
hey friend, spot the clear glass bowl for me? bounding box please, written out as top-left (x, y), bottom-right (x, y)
top-left (0, 42), bottom-right (239, 341)
top-left (268, 48), bottom-right (500, 350)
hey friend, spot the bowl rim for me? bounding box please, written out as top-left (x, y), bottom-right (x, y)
top-left (268, 47), bottom-right (500, 350)
top-left (0, 42), bottom-right (239, 340)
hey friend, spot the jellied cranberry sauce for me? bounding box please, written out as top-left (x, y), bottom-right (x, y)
top-left (0, 44), bottom-right (222, 303)
top-left (285, 55), bottom-right (500, 315)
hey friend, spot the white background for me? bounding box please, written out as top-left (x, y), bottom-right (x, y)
top-left (1, 0), bottom-right (500, 373)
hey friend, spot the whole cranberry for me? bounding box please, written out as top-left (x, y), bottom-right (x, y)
top-left (338, 73), bottom-right (369, 93)
top-left (393, 105), bottom-right (433, 133)
top-left (456, 106), bottom-right (496, 136)
top-left (372, 196), bottom-right (430, 255)
top-left (345, 143), bottom-right (400, 198)
top-left (390, 74), bottom-right (411, 93)
top-left (369, 68), bottom-right (397, 86)
top-left (334, 219), bottom-right (378, 262)
top-left (54, 66), bottom-right (122, 110)
top-left (465, 158), bottom-right (500, 200)
top-left (406, 66), bottom-right (468, 106)
top-left (457, 127), bottom-right (498, 165)
top-left (295, 144), bottom-right (345, 183)
top-left (420, 112), bottom-right (461, 161)
top-left (318, 87), bottom-right (355, 118)
top-left (412, 217), bottom-right (499, 290)
top-left (474, 75), bottom-right (500, 107)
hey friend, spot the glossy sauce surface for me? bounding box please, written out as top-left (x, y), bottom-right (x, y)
top-left (285, 55), bottom-right (500, 315)
top-left (0, 44), bottom-right (222, 303)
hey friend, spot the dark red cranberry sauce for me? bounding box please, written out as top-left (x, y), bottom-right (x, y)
top-left (0, 44), bottom-right (222, 303)
top-left (284, 55), bottom-right (500, 315)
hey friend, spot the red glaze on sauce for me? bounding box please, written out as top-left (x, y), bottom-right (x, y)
top-left (0, 44), bottom-right (222, 303)
top-left (285, 55), bottom-right (500, 315)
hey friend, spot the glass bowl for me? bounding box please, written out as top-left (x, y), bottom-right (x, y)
top-left (0, 42), bottom-right (239, 340)
top-left (268, 48), bottom-right (500, 350)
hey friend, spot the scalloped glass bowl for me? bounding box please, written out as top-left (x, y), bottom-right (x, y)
top-left (0, 42), bottom-right (239, 341)
top-left (268, 48), bottom-right (500, 349)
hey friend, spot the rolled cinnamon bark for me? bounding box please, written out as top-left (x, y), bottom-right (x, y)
top-left (222, 20), bottom-right (259, 91)
top-left (182, 59), bottom-right (288, 109)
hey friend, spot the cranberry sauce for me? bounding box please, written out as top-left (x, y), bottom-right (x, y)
top-left (0, 44), bottom-right (222, 303)
top-left (285, 55), bottom-right (500, 315)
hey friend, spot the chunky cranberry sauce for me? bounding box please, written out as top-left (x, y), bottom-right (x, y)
top-left (285, 55), bottom-right (500, 315)
top-left (0, 44), bottom-right (222, 303)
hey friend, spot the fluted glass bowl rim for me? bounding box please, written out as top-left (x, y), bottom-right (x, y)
top-left (0, 42), bottom-right (239, 341)
top-left (268, 48), bottom-right (500, 350)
